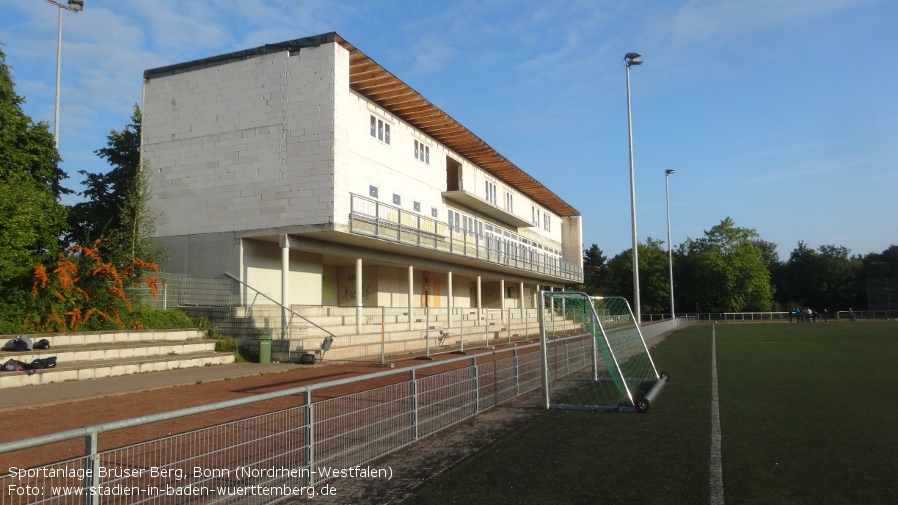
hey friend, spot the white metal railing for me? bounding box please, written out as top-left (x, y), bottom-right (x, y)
top-left (349, 193), bottom-right (582, 281)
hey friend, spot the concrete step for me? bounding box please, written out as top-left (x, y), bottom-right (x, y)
top-left (0, 339), bottom-right (220, 364)
top-left (0, 350), bottom-right (235, 389)
top-left (3, 329), bottom-right (205, 348)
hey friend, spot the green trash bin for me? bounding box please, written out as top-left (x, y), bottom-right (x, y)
top-left (258, 334), bottom-right (272, 363)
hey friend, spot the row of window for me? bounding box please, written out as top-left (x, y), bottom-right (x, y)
top-left (532, 206), bottom-right (551, 232)
top-left (370, 185), bottom-right (439, 219)
top-left (370, 114), bottom-right (431, 165)
top-left (372, 114), bottom-right (550, 232)
top-left (368, 185), bottom-right (559, 260)
top-left (369, 114), bottom-right (550, 234)
top-left (449, 210), bottom-right (562, 265)
top-left (484, 179), bottom-right (516, 213)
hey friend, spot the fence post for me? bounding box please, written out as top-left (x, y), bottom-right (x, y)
top-left (425, 307), bottom-right (431, 357)
top-left (379, 306), bottom-right (387, 365)
top-left (564, 339), bottom-right (570, 376)
top-left (538, 292), bottom-right (550, 409)
top-left (84, 432), bottom-right (100, 505)
top-left (592, 334), bottom-right (599, 382)
top-left (409, 370), bottom-right (418, 441)
top-left (460, 309), bottom-right (465, 353)
top-left (472, 356), bottom-right (479, 414)
top-left (513, 348), bottom-right (520, 396)
top-left (507, 307), bottom-right (512, 343)
top-left (304, 390), bottom-right (315, 486)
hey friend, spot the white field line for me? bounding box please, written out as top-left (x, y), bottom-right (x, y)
top-left (710, 325), bottom-right (725, 505)
top-left (720, 340), bottom-right (872, 344)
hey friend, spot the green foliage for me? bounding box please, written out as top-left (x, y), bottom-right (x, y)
top-left (0, 47), bottom-right (69, 199)
top-left (677, 217), bottom-right (774, 312)
top-left (127, 306), bottom-right (195, 329)
top-left (213, 337), bottom-right (247, 363)
top-left (581, 244), bottom-right (612, 295)
top-left (0, 175), bottom-right (67, 285)
top-left (776, 242), bottom-right (861, 311)
top-left (605, 238), bottom-right (673, 313)
top-left (0, 46), bottom-right (71, 322)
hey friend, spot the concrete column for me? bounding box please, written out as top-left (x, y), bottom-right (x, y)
top-left (280, 235), bottom-right (290, 338)
top-left (448, 271), bottom-right (454, 328)
top-left (500, 278), bottom-right (505, 323)
top-left (356, 258), bottom-right (363, 334)
top-left (476, 275), bottom-right (482, 314)
top-left (238, 238), bottom-right (246, 305)
top-left (408, 265), bottom-right (414, 330)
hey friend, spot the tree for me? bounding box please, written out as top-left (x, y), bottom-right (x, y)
top-left (0, 45), bottom-right (69, 329)
top-left (778, 242), bottom-right (860, 311)
top-left (67, 105), bottom-right (163, 267)
top-left (677, 217), bottom-right (774, 312)
top-left (580, 244), bottom-right (611, 295)
top-left (859, 245), bottom-right (897, 310)
top-left (605, 238), bottom-right (671, 314)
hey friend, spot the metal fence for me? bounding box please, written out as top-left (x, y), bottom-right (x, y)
top-left (643, 310), bottom-right (898, 322)
top-left (0, 334), bottom-right (589, 505)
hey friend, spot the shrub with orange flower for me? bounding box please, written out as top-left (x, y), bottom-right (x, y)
top-left (24, 240), bottom-right (160, 333)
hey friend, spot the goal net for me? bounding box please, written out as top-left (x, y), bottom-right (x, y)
top-left (538, 291), bottom-right (667, 413)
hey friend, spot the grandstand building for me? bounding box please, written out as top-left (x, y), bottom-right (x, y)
top-left (142, 32), bottom-right (582, 324)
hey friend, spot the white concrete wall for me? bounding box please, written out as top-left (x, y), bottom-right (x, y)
top-left (242, 240), bottom-right (324, 306)
top-left (143, 44), bottom-right (339, 237)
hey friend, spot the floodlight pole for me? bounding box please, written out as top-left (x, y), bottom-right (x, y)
top-left (45, 0), bottom-right (84, 148)
top-left (665, 169), bottom-right (676, 320)
top-left (625, 52), bottom-right (643, 324)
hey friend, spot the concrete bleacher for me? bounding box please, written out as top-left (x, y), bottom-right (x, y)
top-left (229, 305), bottom-right (584, 362)
top-left (0, 330), bottom-right (234, 389)
top-left (0, 307), bottom-right (586, 389)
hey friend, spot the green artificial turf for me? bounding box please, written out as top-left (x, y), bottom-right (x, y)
top-left (402, 322), bottom-right (898, 505)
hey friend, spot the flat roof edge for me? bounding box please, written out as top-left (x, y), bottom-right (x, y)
top-left (143, 32), bottom-right (338, 80)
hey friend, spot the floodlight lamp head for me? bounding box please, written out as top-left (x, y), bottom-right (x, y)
top-left (625, 52), bottom-right (643, 66)
top-left (68, 0), bottom-right (83, 11)
top-left (666, 169), bottom-right (676, 175)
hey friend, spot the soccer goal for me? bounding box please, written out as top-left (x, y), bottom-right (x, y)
top-left (538, 291), bottom-right (668, 413)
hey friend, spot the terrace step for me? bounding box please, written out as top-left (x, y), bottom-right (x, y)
top-left (0, 330), bottom-right (234, 390)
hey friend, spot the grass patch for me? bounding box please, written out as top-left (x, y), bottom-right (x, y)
top-left (403, 322), bottom-right (898, 504)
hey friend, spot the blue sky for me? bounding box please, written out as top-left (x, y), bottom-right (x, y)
top-left (2, 0), bottom-right (896, 260)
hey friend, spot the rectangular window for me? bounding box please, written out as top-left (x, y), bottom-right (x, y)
top-left (544, 212), bottom-right (551, 232)
top-left (370, 115), bottom-right (391, 145)
top-left (431, 207), bottom-right (438, 218)
top-left (414, 140), bottom-right (430, 164)
top-left (485, 181), bottom-right (497, 205)
top-left (393, 194), bottom-right (401, 206)
top-left (413, 201), bottom-right (421, 212)
top-left (505, 192), bottom-right (514, 212)
top-left (448, 210), bottom-right (461, 231)
top-left (369, 185), bottom-right (379, 198)
top-left (532, 206), bottom-right (540, 227)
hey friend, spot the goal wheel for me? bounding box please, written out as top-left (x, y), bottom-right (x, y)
top-left (634, 397), bottom-right (650, 413)
top-left (660, 371), bottom-right (670, 381)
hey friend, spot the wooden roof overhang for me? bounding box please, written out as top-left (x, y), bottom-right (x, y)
top-left (333, 35), bottom-right (579, 218)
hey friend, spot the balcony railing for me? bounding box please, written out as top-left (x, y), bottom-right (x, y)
top-left (349, 193), bottom-right (582, 281)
